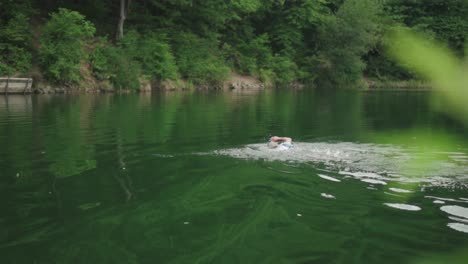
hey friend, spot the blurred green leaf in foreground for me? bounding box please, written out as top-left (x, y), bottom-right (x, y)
top-left (387, 28), bottom-right (468, 264)
top-left (387, 28), bottom-right (468, 125)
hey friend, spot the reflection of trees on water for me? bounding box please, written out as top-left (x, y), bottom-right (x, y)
top-left (0, 91), bottom-right (366, 252)
top-left (113, 133), bottom-right (133, 202)
top-left (0, 96), bottom-right (59, 248)
top-left (0, 95), bottom-right (33, 114)
top-left (0, 167), bottom-right (61, 248)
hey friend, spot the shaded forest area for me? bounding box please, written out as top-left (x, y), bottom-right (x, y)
top-left (1, 0), bottom-right (467, 90)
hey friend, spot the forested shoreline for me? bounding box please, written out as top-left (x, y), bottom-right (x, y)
top-left (1, 0), bottom-right (467, 91)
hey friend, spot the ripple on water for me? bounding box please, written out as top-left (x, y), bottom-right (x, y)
top-left (449, 216), bottom-right (468, 224)
top-left (318, 174), bottom-right (341, 182)
top-left (339, 171), bottom-right (386, 179)
top-left (440, 205), bottom-right (468, 219)
top-left (361, 179), bottom-right (387, 185)
top-left (426, 196), bottom-right (468, 203)
top-left (389, 187), bottom-right (413, 193)
top-left (438, 205), bottom-right (468, 233)
top-left (321, 193), bottom-right (335, 199)
top-left (384, 203), bottom-right (421, 211)
top-left (447, 223), bottom-right (468, 233)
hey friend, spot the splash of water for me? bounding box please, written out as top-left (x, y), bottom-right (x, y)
top-left (212, 142), bottom-right (468, 187)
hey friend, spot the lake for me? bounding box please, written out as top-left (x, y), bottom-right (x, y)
top-left (1, 89), bottom-right (468, 263)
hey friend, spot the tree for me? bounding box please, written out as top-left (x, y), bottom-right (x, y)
top-left (0, 14), bottom-right (31, 76)
top-left (116, 0), bottom-right (131, 40)
top-left (316, 0), bottom-right (382, 86)
top-left (0, 1), bottom-right (33, 76)
top-left (39, 8), bottom-right (95, 84)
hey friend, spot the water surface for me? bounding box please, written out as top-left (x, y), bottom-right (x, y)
top-left (1, 90), bottom-right (468, 263)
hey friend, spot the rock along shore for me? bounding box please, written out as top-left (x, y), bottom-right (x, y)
top-left (1, 73), bottom-right (295, 95)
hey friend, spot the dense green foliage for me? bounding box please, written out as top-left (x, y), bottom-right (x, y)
top-left (366, 0), bottom-right (468, 80)
top-left (0, 0), bottom-right (467, 88)
top-left (173, 33), bottom-right (230, 86)
top-left (39, 8), bottom-right (95, 84)
top-left (90, 42), bottom-right (141, 90)
top-left (90, 31), bottom-right (178, 90)
top-left (316, 0), bottom-right (381, 86)
top-left (0, 1), bottom-right (33, 76)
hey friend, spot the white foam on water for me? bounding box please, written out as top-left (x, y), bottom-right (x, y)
top-left (449, 216), bottom-right (468, 224)
top-left (447, 223), bottom-right (468, 234)
top-left (425, 196), bottom-right (468, 203)
top-left (384, 203), bottom-right (421, 211)
top-left (440, 205), bottom-right (468, 219)
top-left (361, 179), bottom-right (387, 185)
top-left (214, 142), bottom-right (361, 164)
top-left (433, 200), bottom-right (445, 204)
top-left (211, 142), bottom-right (468, 188)
top-left (321, 193), bottom-right (335, 199)
top-left (389, 187), bottom-right (413, 193)
top-left (339, 171), bottom-right (385, 179)
top-left (318, 174), bottom-right (341, 182)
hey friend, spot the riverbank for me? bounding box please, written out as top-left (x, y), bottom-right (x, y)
top-left (1, 75), bottom-right (431, 95)
top-left (0, 73), bottom-right (277, 94)
top-left (365, 79), bottom-right (431, 90)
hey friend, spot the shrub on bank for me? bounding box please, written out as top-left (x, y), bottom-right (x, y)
top-left (90, 40), bottom-right (140, 90)
top-left (90, 31), bottom-right (179, 90)
top-left (89, 38), bottom-right (112, 81)
top-left (107, 50), bottom-right (141, 90)
top-left (227, 34), bottom-right (274, 76)
top-left (120, 31), bottom-right (179, 81)
top-left (39, 8), bottom-right (95, 84)
top-left (0, 13), bottom-right (32, 76)
top-left (173, 33), bottom-right (230, 86)
top-left (271, 55), bottom-right (298, 86)
top-left (315, 0), bottom-right (381, 86)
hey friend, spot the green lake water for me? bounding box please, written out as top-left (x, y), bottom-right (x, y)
top-left (1, 90), bottom-right (468, 263)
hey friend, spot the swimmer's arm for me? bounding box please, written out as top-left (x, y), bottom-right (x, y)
top-left (270, 136), bottom-right (292, 143)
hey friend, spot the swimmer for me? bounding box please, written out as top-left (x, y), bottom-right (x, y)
top-left (268, 136), bottom-right (293, 150)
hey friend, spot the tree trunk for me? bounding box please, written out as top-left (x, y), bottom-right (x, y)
top-left (116, 0), bottom-right (126, 40)
top-left (116, 0), bottom-right (132, 41)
